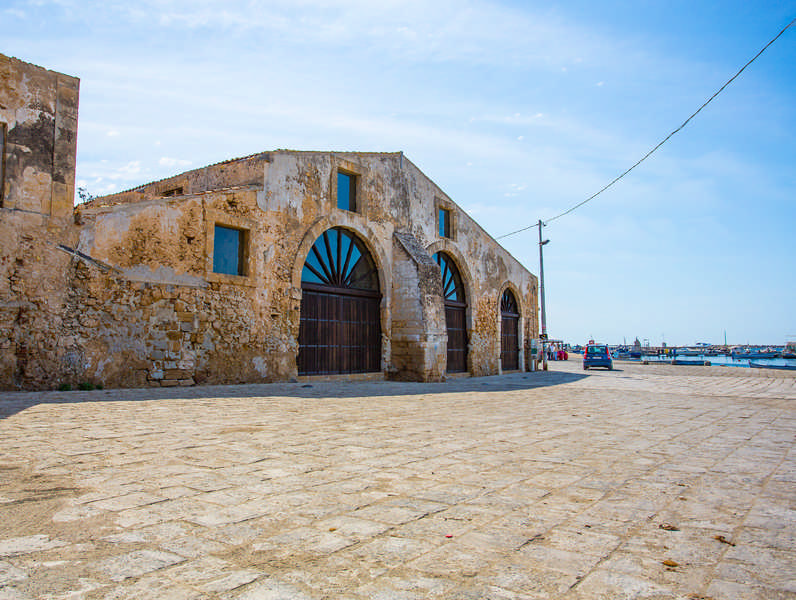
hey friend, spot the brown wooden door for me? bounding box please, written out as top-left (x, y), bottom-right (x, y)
top-left (298, 228), bottom-right (382, 375)
top-left (445, 302), bottom-right (468, 372)
top-left (298, 286), bottom-right (381, 375)
top-left (501, 315), bottom-right (519, 370)
top-left (500, 290), bottom-right (520, 371)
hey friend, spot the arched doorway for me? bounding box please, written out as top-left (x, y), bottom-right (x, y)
top-left (298, 228), bottom-right (381, 375)
top-left (433, 252), bottom-right (468, 373)
top-left (500, 289), bottom-right (520, 371)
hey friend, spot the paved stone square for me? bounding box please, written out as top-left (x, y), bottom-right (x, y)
top-left (1, 360), bottom-right (795, 599)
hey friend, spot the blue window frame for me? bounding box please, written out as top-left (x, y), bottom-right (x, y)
top-left (213, 225), bottom-right (245, 276)
top-left (439, 207), bottom-right (451, 238)
top-left (337, 171), bottom-right (356, 211)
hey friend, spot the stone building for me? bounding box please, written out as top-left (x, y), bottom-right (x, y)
top-left (1, 54), bottom-right (538, 390)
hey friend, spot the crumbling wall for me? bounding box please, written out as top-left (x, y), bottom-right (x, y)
top-left (0, 211), bottom-right (80, 389)
top-left (390, 232), bottom-right (447, 381)
top-left (0, 55), bottom-right (81, 390)
top-left (62, 184), bottom-right (299, 388)
top-left (0, 53), bottom-right (78, 219)
top-left (83, 153), bottom-right (267, 208)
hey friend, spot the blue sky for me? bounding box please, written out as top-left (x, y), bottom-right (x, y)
top-left (5, 0), bottom-right (795, 346)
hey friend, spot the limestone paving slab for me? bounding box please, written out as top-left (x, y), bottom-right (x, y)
top-left (0, 359), bottom-right (795, 599)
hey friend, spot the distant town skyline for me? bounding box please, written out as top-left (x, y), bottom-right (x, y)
top-left (5, 0), bottom-right (794, 346)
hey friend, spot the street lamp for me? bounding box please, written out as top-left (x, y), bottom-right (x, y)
top-left (538, 220), bottom-right (550, 370)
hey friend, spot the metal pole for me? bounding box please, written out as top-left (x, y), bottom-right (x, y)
top-left (538, 219), bottom-right (548, 371)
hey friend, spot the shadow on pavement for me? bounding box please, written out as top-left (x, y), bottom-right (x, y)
top-left (0, 369), bottom-right (591, 420)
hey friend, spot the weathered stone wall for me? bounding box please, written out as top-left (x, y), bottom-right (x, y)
top-left (1, 56), bottom-right (538, 389)
top-left (1, 146), bottom-right (537, 390)
top-left (390, 232), bottom-right (447, 382)
top-left (0, 53), bottom-right (79, 219)
top-left (1, 55), bottom-right (81, 389)
top-left (0, 211), bottom-right (79, 388)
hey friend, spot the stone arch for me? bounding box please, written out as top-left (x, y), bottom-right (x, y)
top-left (292, 215), bottom-right (391, 297)
top-left (425, 239), bottom-right (474, 301)
top-left (426, 240), bottom-right (473, 374)
top-left (291, 216), bottom-right (392, 375)
top-left (499, 281), bottom-right (524, 317)
top-left (498, 281), bottom-right (524, 372)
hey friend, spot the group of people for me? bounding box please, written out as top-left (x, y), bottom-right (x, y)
top-left (539, 343), bottom-right (568, 361)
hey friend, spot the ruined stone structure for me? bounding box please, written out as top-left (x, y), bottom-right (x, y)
top-left (1, 54), bottom-right (538, 390)
top-left (1, 54), bottom-right (81, 388)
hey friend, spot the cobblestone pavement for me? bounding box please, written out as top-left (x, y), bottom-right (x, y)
top-left (1, 360), bottom-right (795, 599)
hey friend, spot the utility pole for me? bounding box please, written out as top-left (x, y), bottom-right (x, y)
top-left (538, 220), bottom-right (550, 371)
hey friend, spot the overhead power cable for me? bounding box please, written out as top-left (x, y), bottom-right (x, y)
top-left (498, 17), bottom-right (796, 240)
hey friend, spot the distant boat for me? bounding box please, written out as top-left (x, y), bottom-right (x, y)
top-left (750, 362), bottom-right (796, 371)
top-left (676, 349), bottom-right (701, 356)
top-left (672, 358), bottom-right (706, 366)
top-left (731, 348), bottom-right (779, 359)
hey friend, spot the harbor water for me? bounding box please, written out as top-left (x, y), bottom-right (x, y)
top-left (625, 353), bottom-right (796, 369)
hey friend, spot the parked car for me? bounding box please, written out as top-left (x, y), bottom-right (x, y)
top-left (583, 344), bottom-right (613, 370)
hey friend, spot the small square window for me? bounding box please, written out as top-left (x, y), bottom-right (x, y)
top-left (213, 225), bottom-right (246, 276)
top-left (337, 171), bottom-right (356, 211)
top-left (439, 208), bottom-right (452, 238)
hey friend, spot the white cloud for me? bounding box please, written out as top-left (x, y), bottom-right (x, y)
top-left (46, 0), bottom-right (612, 71)
top-left (159, 157), bottom-right (192, 167)
top-left (106, 130), bottom-right (119, 136)
top-left (107, 161), bottom-right (142, 180)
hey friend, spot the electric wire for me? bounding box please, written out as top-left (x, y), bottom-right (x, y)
top-left (497, 17), bottom-right (796, 240)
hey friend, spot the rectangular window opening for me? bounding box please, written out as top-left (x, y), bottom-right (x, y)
top-left (162, 187), bottom-right (183, 197)
top-left (337, 171), bottom-right (356, 212)
top-left (213, 224), bottom-right (246, 276)
top-left (439, 207), bottom-right (451, 238)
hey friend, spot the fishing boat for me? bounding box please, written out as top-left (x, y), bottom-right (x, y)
top-left (675, 348), bottom-right (701, 356)
top-left (731, 347), bottom-right (778, 359)
top-left (672, 358), bottom-right (707, 366)
top-left (750, 362), bottom-right (796, 371)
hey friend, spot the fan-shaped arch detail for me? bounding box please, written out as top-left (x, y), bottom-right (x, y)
top-left (501, 289), bottom-right (519, 316)
top-left (301, 227), bottom-right (379, 292)
top-left (433, 252), bottom-right (465, 304)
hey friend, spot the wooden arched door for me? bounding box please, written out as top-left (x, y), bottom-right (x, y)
top-left (434, 252), bottom-right (468, 373)
top-left (500, 289), bottom-right (520, 370)
top-left (298, 228), bottom-right (381, 375)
